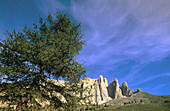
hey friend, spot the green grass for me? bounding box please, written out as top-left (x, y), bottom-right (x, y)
top-left (96, 103), bottom-right (170, 111)
top-left (93, 92), bottom-right (170, 111)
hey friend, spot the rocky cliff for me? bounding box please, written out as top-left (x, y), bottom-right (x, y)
top-left (121, 81), bottom-right (134, 97)
top-left (80, 75), bottom-right (112, 104)
top-left (49, 75), bottom-right (136, 104)
top-left (108, 78), bottom-right (125, 99)
top-left (0, 75), bottom-right (138, 109)
top-left (80, 75), bottom-right (136, 104)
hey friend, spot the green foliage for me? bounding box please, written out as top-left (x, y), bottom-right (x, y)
top-left (0, 10), bottom-right (86, 110)
top-left (60, 75), bottom-right (93, 111)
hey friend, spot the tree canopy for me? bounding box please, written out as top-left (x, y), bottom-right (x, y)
top-left (0, 10), bottom-right (87, 110)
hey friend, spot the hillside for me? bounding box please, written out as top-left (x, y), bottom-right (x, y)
top-left (96, 103), bottom-right (170, 111)
top-left (93, 92), bottom-right (170, 111)
top-left (0, 76), bottom-right (169, 110)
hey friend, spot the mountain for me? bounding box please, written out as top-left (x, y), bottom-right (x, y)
top-left (49, 75), bottom-right (170, 110)
top-left (0, 75), bottom-right (169, 110)
top-left (80, 75), bottom-right (136, 104)
top-left (41, 75), bottom-right (148, 105)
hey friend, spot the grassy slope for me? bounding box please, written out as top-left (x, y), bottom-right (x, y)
top-left (97, 103), bottom-right (170, 111)
top-left (136, 91), bottom-right (170, 103)
top-left (94, 91), bottom-right (170, 111)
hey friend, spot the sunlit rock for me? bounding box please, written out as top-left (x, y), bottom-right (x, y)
top-left (121, 81), bottom-right (134, 97)
top-left (108, 78), bottom-right (125, 99)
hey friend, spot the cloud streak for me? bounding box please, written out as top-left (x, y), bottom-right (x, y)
top-left (70, 0), bottom-right (170, 80)
top-left (130, 73), bottom-right (170, 87)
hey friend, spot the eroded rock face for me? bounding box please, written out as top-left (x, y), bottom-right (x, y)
top-left (0, 75), bottom-right (140, 108)
top-left (121, 82), bottom-right (134, 97)
top-left (108, 78), bottom-right (125, 99)
top-left (45, 75), bottom-right (112, 104)
top-left (80, 75), bottom-right (112, 104)
top-left (39, 76), bottom-right (136, 104)
top-left (45, 76), bottom-right (135, 104)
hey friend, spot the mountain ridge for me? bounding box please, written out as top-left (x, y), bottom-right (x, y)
top-left (79, 75), bottom-right (139, 104)
top-left (1, 75), bottom-right (169, 110)
top-left (45, 75), bottom-right (142, 104)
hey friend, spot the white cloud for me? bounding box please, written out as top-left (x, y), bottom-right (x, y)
top-left (70, 0), bottom-right (170, 80)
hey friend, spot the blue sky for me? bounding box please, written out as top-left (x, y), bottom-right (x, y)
top-left (0, 0), bottom-right (170, 95)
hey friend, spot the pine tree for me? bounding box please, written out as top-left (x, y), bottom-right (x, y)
top-left (0, 10), bottom-right (86, 110)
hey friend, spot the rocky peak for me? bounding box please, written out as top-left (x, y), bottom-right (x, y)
top-left (137, 88), bottom-right (142, 92)
top-left (99, 75), bottom-right (103, 83)
top-left (81, 75), bottom-right (112, 104)
top-left (122, 81), bottom-right (127, 87)
top-left (121, 81), bottom-right (134, 97)
top-left (108, 78), bottom-right (125, 99)
top-left (43, 76), bottom-right (138, 104)
top-left (114, 78), bottom-right (118, 82)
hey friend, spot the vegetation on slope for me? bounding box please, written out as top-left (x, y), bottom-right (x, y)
top-left (0, 10), bottom-right (88, 110)
top-left (94, 91), bottom-right (170, 111)
top-left (96, 103), bottom-right (170, 111)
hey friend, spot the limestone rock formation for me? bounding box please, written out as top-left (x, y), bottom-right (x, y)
top-left (44, 76), bottom-right (136, 104)
top-left (80, 75), bottom-right (112, 104)
top-left (0, 75), bottom-right (141, 108)
top-left (108, 78), bottom-right (125, 99)
top-left (121, 81), bottom-right (134, 97)
top-left (44, 75), bottom-right (112, 104)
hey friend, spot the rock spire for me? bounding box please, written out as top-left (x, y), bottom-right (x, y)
top-left (81, 75), bottom-right (112, 104)
top-left (108, 78), bottom-right (125, 99)
top-left (121, 81), bottom-right (134, 97)
top-left (44, 75), bottom-right (138, 104)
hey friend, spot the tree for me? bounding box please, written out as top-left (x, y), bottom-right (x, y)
top-left (0, 10), bottom-right (86, 110)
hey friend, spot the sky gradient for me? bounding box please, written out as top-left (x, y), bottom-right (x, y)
top-left (0, 0), bottom-right (170, 95)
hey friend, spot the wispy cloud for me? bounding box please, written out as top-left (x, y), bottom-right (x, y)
top-left (140, 84), bottom-right (168, 95)
top-left (70, 0), bottom-right (170, 80)
top-left (0, 0), bottom-right (169, 95)
top-left (130, 73), bottom-right (170, 87)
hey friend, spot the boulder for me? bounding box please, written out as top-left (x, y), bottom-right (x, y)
top-left (35, 98), bottom-right (50, 107)
top-left (51, 91), bottom-right (67, 103)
